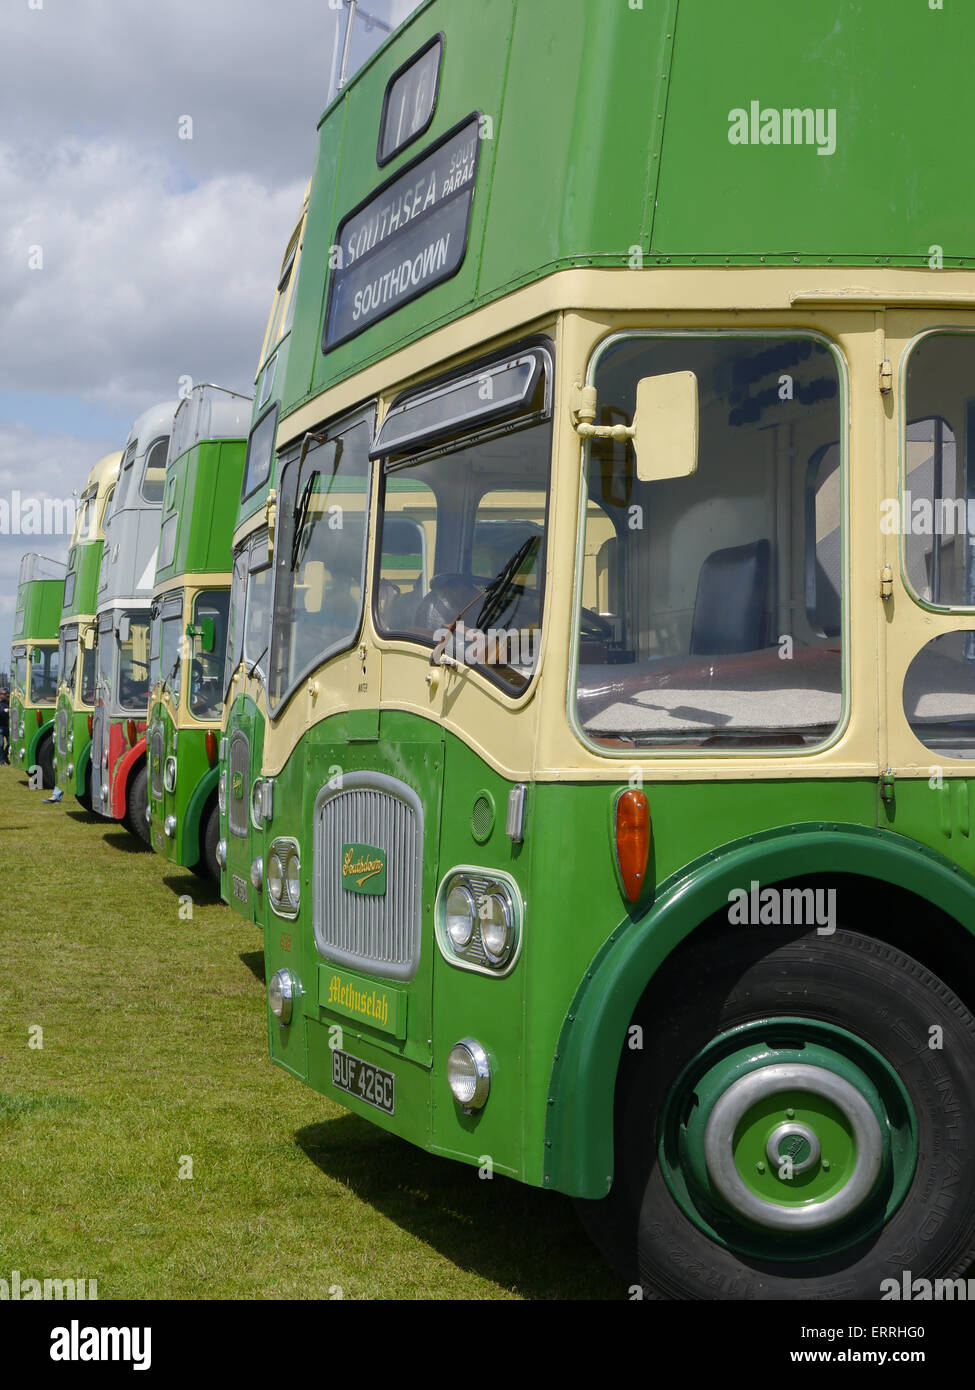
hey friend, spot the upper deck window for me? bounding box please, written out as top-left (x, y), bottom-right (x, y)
top-left (74, 489), bottom-right (96, 544)
top-left (327, 1), bottom-right (425, 106)
top-left (573, 333), bottom-right (845, 753)
top-left (373, 345), bottom-right (553, 695)
top-left (141, 437), bottom-right (170, 504)
top-left (62, 550), bottom-right (77, 610)
top-left (377, 34), bottom-right (442, 166)
top-left (241, 404), bottom-right (279, 502)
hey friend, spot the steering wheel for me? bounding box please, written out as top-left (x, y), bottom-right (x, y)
top-left (413, 574), bottom-right (486, 633)
top-left (579, 607), bottom-right (614, 640)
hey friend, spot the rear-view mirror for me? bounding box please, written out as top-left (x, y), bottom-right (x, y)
top-left (632, 370), bottom-right (699, 483)
top-left (301, 561), bottom-right (326, 613)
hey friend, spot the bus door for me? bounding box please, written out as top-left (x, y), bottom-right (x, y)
top-left (271, 407), bottom-right (438, 1073)
top-left (882, 313), bottom-right (975, 863)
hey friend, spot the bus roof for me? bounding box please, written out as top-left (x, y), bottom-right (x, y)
top-left (168, 385), bottom-right (253, 468)
top-left (282, 0), bottom-right (975, 410)
top-left (18, 553), bottom-right (66, 585)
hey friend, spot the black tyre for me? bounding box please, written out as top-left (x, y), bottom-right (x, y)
top-left (124, 764), bottom-right (151, 846)
top-left (78, 766), bottom-right (92, 811)
top-left (191, 802), bottom-right (220, 882)
top-left (38, 735), bottom-right (55, 789)
top-left (589, 926), bottom-right (975, 1300)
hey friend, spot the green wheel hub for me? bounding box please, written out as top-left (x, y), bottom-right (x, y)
top-left (659, 1018), bottom-right (917, 1262)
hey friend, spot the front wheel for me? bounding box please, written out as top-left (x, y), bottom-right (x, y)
top-left (603, 927), bottom-right (975, 1299)
top-left (124, 765), bottom-right (151, 846)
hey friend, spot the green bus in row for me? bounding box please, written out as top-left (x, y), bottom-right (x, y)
top-left (54, 452), bottom-right (121, 807)
top-left (146, 384), bottom-right (251, 879)
top-left (222, 0), bottom-right (975, 1300)
top-left (9, 553), bottom-right (65, 786)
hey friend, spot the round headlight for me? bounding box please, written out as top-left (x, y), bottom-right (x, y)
top-left (445, 883), bottom-right (476, 950)
top-left (164, 756), bottom-right (177, 793)
top-left (251, 780), bottom-right (264, 829)
top-left (447, 1038), bottom-right (491, 1111)
top-left (67, 732), bottom-right (74, 752)
top-left (216, 838), bottom-right (227, 869)
top-left (268, 968), bottom-right (296, 1025)
top-left (218, 772), bottom-right (227, 814)
top-left (250, 856), bottom-right (264, 892)
top-left (285, 850), bottom-right (301, 909)
top-left (100, 781), bottom-right (109, 801)
top-left (164, 814), bottom-right (177, 838)
top-left (480, 892), bottom-right (513, 965)
top-left (267, 851), bottom-right (285, 905)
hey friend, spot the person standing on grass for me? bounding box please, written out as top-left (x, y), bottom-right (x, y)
top-left (0, 688), bottom-right (9, 764)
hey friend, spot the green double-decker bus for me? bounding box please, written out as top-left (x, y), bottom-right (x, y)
top-left (147, 385), bottom-right (250, 879)
top-left (219, 188), bottom-right (310, 921)
top-left (54, 451), bottom-right (121, 806)
top-left (9, 553), bottom-right (66, 786)
top-left (236, 0), bottom-right (975, 1298)
top-left (91, 401), bottom-right (176, 842)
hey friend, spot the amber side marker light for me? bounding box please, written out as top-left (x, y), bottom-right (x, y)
top-left (87, 714), bottom-right (93, 736)
top-left (126, 719), bottom-right (137, 747)
top-left (204, 730), bottom-right (217, 768)
top-left (36, 709), bottom-right (42, 727)
top-left (615, 788), bottom-right (650, 903)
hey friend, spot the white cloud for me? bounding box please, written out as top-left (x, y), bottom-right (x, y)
top-left (2, 138), bottom-right (306, 410)
top-left (0, 421), bottom-right (109, 658)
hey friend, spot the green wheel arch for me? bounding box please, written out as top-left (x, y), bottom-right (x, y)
top-left (184, 767), bottom-right (220, 867)
top-left (27, 718), bottom-right (55, 768)
top-left (543, 822), bottom-right (975, 1199)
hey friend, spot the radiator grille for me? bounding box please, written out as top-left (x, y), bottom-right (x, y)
top-left (228, 732), bottom-right (250, 837)
top-left (314, 775), bottom-right (423, 982)
top-left (150, 726), bottom-right (164, 799)
top-left (56, 707), bottom-right (69, 755)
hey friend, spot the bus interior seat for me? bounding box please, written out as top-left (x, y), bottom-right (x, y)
top-left (689, 538), bottom-right (771, 656)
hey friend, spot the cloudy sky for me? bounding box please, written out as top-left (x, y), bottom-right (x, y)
top-left (0, 0), bottom-right (351, 662)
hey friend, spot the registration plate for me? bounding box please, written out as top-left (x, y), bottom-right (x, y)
top-left (332, 1048), bottom-right (395, 1115)
top-left (232, 874), bottom-right (248, 903)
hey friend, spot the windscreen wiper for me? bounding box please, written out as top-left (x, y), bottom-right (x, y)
top-left (290, 470), bottom-right (320, 572)
top-left (475, 534), bottom-right (539, 633)
top-left (289, 430), bottom-right (340, 572)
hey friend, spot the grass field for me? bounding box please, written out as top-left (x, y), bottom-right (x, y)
top-left (0, 766), bottom-right (621, 1300)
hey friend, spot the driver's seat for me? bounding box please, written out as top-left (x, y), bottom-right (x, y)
top-left (412, 574), bottom-right (486, 636)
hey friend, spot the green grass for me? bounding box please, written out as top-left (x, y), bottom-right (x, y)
top-left (0, 767), bottom-right (621, 1300)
